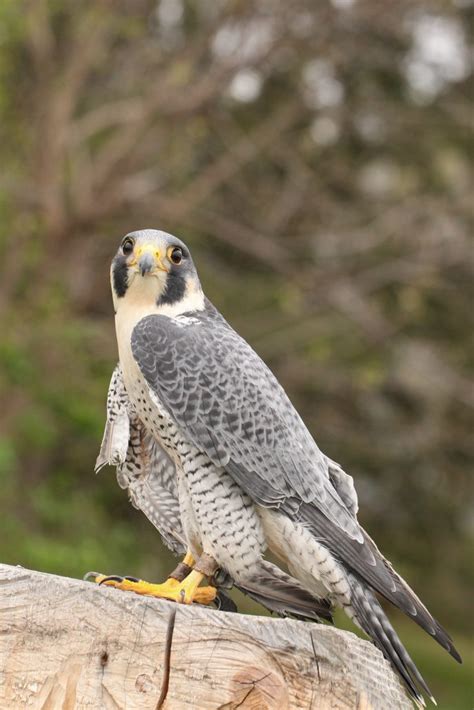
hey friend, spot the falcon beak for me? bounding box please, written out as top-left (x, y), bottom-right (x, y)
top-left (138, 252), bottom-right (154, 277)
top-left (133, 244), bottom-right (168, 276)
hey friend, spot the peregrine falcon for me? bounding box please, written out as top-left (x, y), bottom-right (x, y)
top-left (93, 229), bottom-right (461, 705)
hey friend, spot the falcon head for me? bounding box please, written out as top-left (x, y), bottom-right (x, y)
top-left (111, 229), bottom-right (204, 314)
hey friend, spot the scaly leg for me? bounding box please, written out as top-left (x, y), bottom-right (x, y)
top-left (87, 551), bottom-right (217, 605)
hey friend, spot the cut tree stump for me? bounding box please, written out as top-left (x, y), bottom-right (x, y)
top-left (0, 563), bottom-right (412, 709)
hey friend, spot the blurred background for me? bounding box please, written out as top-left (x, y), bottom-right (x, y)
top-left (0, 0), bottom-right (472, 706)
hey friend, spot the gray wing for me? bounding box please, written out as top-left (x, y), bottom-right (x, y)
top-left (95, 365), bottom-right (186, 555)
top-left (131, 311), bottom-right (363, 542)
top-left (131, 312), bottom-right (460, 660)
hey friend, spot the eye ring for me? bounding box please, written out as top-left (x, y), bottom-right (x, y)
top-left (168, 246), bottom-right (183, 265)
top-left (121, 237), bottom-right (135, 256)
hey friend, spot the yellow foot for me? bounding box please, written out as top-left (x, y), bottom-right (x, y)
top-left (88, 571), bottom-right (216, 605)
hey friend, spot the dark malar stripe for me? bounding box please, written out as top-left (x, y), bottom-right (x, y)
top-left (112, 255), bottom-right (128, 298)
top-left (157, 270), bottom-right (186, 306)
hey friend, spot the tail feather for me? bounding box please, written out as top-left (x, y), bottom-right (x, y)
top-left (237, 560), bottom-right (333, 623)
top-left (302, 503), bottom-right (461, 662)
top-left (348, 573), bottom-right (434, 705)
top-left (380, 553), bottom-right (461, 663)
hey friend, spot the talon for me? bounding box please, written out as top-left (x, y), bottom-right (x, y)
top-left (98, 575), bottom-right (124, 586)
top-left (87, 553), bottom-right (217, 605)
top-left (214, 591), bottom-right (238, 613)
top-left (89, 570), bottom-right (216, 605)
top-left (173, 569), bottom-right (217, 605)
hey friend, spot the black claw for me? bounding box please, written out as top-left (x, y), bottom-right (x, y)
top-left (98, 575), bottom-right (124, 585)
top-left (211, 568), bottom-right (233, 589)
top-left (214, 591), bottom-right (238, 613)
top-left (123, 576), bottom-right (140, 583)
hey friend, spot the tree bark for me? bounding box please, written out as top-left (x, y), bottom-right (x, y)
top-left (0, 563), bottom-right (411, 709)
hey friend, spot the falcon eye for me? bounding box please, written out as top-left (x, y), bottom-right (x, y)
top-left (121, 238), bottom-right (135, 256)
top-left (168, 246), bottom-right (183, 265)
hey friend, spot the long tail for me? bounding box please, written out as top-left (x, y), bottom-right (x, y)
top-left (302, 503), bottom-right (462, 663)
top-left (347, 572), bottom-right (435, 706)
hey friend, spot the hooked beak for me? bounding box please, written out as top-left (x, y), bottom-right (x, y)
top-left (131, 244), bottom-right (168, 276)
top-left (139, 251), bottom-right (154, 276)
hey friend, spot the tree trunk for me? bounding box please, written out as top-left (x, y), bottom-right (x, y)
top-left (0, 563), bottom-right (411, 709)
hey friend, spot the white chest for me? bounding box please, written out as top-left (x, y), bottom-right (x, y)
top-left (115, 298), bottom-right (152, 379)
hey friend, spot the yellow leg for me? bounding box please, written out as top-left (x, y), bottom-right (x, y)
top-left (89, 550), bottom-right (216, 605)
top-left (182, 550), bottom-right (195, 567)
top-left (94, 570), bottom-right (215, 605)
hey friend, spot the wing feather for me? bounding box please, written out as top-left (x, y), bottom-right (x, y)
top-left (95, 365), bottom-right (130, 472)
top-left (96, 364), bottom-right (185, 554)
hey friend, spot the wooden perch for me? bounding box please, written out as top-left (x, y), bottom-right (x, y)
top-left (0, 563), bottom-right (411, 709)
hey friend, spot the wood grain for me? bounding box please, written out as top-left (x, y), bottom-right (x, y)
top-left (0, 564), bottom-right (411, 709)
